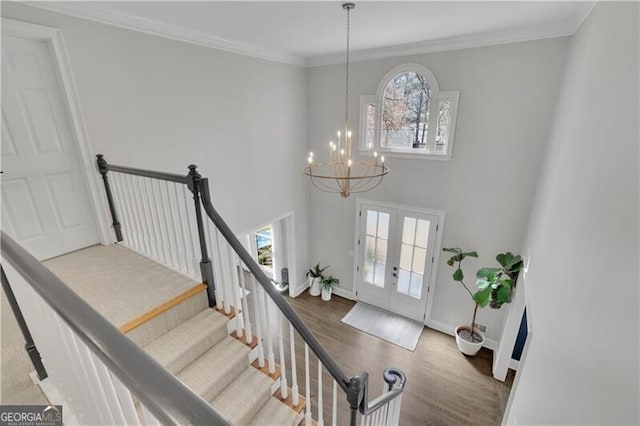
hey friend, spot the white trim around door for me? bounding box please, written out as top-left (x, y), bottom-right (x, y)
top-left (352, 198), bottom-right (445, 324)
top-left (2, 18), bottom-right (112, 245)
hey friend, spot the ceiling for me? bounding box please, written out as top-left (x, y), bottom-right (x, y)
top-left (34, 1), bottom-right (595, 66)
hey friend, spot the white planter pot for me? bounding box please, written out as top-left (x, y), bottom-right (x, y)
top-left (455, 325), bottom-right (484, 356)
top-left (321, 287), bottom-right (332, 301)
top-left (308, 277), bottom-right (321, 296)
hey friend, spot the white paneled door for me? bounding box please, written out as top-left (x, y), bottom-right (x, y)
top-left (1, 35), bottom-right (99, 260)
top-left (356, 202), bottom-right (441, 322)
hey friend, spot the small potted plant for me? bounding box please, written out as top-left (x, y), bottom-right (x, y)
top-left (442, 248), bottom-right (523, 356)
top-left (320, 275), bottom-right (339, 301)
top-left (306, 263), bottom-right (327, 297)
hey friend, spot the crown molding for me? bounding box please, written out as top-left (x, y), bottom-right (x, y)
top-left (26, 1), bottom-right (306, 67)
top-left (24, 1), bottom-right (597, 69)
top-left (307, 21), bottom-right (581, 67)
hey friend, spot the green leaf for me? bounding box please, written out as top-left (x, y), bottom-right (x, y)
top-left (476, 267), bottom-right (500, 280)
top-left (442, 247), bottom-right (461, 254)
top-left (463, 251), bottom-right (478, 258)
top-left (453, 268), bottom-right (464, 281)
top-left (496, 285), bottom-right (512, 304)
top-left (500, 278), bottom-right (513, 289)
top-left (473, 287), bottom-right (492, 307)
top-left (446, 258), bottom-right (454, 267)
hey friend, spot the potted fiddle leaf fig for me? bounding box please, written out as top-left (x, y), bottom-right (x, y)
top-left (320, 275), bottom-right (339, 301)
top-left (443, 248), bottom-right (523, 356)
top-left (306, 263), bottom-right (327, 297)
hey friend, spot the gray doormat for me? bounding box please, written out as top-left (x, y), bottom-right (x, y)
top-left (341, 302), bottom-right (424, 351)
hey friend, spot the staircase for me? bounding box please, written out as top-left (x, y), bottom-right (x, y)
top-left (1, 156), bottom-right (406, 426)
top-left (125, 283), bottom-right (300, 425)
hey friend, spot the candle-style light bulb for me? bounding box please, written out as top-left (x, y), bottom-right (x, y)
top-left (309, 152), bottom-right (314, 157)
top-left (340, 149), bottom-right (345, 156)
top-left (337, 131), bottom-right (341, 138)
top-left (329, 141), bottom-right (334, 147)
top-left (348, 159), bottom-right (352, 167)
top-left (381, 155), bottom-right (385, 163)
top-left (368, 143), bottom-right (372, 149)
top-left (347, 130), bottom-right (352, 138)
top-left (308, 156), bottom-right (313, 164)
top-left (374, 151), bottom-right (378, 158)
top-left (333, 145), bottom-right (337, 151)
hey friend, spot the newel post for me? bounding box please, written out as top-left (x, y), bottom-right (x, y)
top-left (96, 154), bottom-right (123, 242)
top-left (1, 266), bottom-right (48, 381)
top-left (186, 165), bottom-right (216, 307)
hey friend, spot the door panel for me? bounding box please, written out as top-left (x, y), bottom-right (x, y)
top-left (357, 203), bottom-right (440, 322)
top-left (1, 35), bottom-right (99, 260)
top-left (357, 205), bottom-right (396, 307)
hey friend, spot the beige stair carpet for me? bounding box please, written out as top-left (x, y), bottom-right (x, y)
top-left (44, 244), bottom-right (198, 326)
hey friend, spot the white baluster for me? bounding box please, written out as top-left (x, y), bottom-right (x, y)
top-left (217, 235), bottom-right (232, 314)
top-left (90, 350), bottom-right (127, 425)
top-left (262, 286), bottom-right (275, 374)
top-left (317, 360), bottom-right (324, 426)
top-left (110, 373), bottom-right (141, 425)
top-left (139, 177), bottom-right (161, 261)
top-left (181, 186), bottom-right (199, 278)
top-left (126, 174), bottom-right (147, 254)
top-left (278, 315), bottom-right (288, 398)
top-left (239, 263), bottom-right (252, 342)
top-left (147, 178), bottom-right (168, 265)
top-left (305, 343), bottom-right (312, 426)
top-left (172, 182), bottom-right (191, 276)
top-left (229, 256), bottom-right (243, 337)
top-left (332, 380), bottom-right (338, 426)
top-left (360, 412), bottom-right (367, 426)
top-left (289, 323), bottom-right (299, 406)
top-left (250, 275), bottom-right (265, 367)
top-left (205, 219), bottom-right (224, 310)
top-left (134, 176), bottom-right (157, 260)
top-left (154, 180), bottom-right (178, 269)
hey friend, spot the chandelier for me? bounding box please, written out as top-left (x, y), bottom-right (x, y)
top-left (303, 3), bottom-right (389, 198)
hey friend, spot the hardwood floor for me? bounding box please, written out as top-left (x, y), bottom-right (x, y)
top-left (283, 292), bottom-right (514, 425)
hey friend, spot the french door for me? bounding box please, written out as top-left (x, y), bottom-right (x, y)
top-left (355, 201), bottom-right (441, 322)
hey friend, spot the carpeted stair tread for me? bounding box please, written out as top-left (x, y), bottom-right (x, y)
top-left (210, 368), bottom-right (274, 426)
top-left (178, 336), bottom-right (250, 402)
top-left (143, 308), bottom-right (228, 373)
top-left (248, 397), bottom-right (299, 426)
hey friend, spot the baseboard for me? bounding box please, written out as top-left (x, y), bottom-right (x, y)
top-left (289, 280), bottom-right (309, 298)
top-left (332, 287), bottom-right (356, 300)
top-left (508, 358), bottom-right (519, 371)
top-left (426, 319), bottom-right (498, 351)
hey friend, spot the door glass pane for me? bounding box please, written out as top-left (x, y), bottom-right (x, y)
top-left (365, 236), bottom-right (376, 263)
top-left (377, 212), bottom-right (390, 239)
top-left (375, 238), bottom-right (387, 263)
top-left (402, 217), bottom-right (416, 244)
top-left (373, 263), bottom-right (386, 287)
top-left (412, 247), bottom-right (426, 274)
top-left (409, 273), bottom-right (423, 299)
top-left (364, 260), bottom-right (374, 283)
top-left (366, 210), bottom-right (377, 236)
top-left (399, 244), bottom-right (413, 271)
top-left (397, 269), bottom-right (410, 295)
top-left (415, 219), bottom-right (430, 248)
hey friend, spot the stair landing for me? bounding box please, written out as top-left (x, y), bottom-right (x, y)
top-left (43, 244), bottom-right (198, 327)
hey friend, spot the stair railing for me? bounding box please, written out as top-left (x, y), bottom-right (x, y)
top-left (96, 155), bottom-right (407, 425)
top-left (1, 232), bottom-right (229, 425)
top-left (96, 154), bottom-right (216, 307)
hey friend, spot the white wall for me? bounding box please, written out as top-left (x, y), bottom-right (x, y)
top-left (505, 2), bottom-right (639, 424)
top-left (1, 3), bottom-right (310, 288)
top-left (307, 38), bottom-right (570, 341)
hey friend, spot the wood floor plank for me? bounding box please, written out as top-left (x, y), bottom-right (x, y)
top-left (282, 292), bottom-right (514, 426)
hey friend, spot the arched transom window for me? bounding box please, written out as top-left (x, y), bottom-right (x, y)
top-left (360, 64), bottom-right (459, 159)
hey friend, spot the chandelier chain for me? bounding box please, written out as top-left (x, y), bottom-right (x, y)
top-left (345, 5), bottom-right (350, 130)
